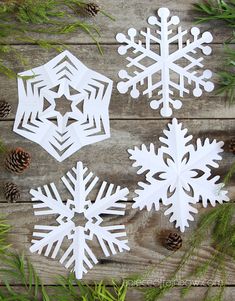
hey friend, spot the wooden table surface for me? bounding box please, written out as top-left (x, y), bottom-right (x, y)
top-left (0, 1), bottom-right (235, 300)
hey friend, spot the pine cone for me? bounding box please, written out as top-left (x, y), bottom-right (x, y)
top-left (164, 232), bottom-right (182, 251)
top-left (84, 2), bottom-right (100, 16)
top-left (5, 147), bottom-right (31, 174)
top-left (4, 182), bottom-right (20, 203)
top-left (0, 101), bottom-right (11, 118)
top-left (229, 138), bottom-right (235, 155)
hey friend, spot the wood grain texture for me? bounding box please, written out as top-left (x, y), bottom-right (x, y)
top-left (0, 119), bottom-right (234, 202)
top-left (1, 202), bottom-right (235, 285)
top-left (0, 45), bottom-right (235, 120)
top-left (124, 287), bottom-right (235, 301)
top-left (0, 0), bottom-right (235, 294)
top-left (3, 0), bottom-right (233, 44)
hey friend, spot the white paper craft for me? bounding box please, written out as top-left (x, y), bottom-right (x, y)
top-left (116, 7), bottom-right (214, 117)
top-left (29, 161), bottom-right (130, 279)
top-left (128, 118), bottom-right (229, 232)
top-left (14, 50), bottom-right (113, 162)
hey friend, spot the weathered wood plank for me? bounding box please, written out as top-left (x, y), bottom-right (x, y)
top-left (121, 287), bottom-right (235, 301)
top-left (0, 119), bottom-right (234, 202)
top-left (2, 0), bottom-right (233, 44)
top-left (1, 202), bottom-right (235, 284)
top-left (0, 45), bottom-right (235, 120)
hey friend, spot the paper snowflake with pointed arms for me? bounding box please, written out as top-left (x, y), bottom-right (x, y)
top-left (128, 119), bottom-right (229, 232)
top-left (116, 7), bottom-right (214, 117)
top-left (29, 161), bottom-right (130, 279)
top-left (14, 50), bottom-right (113, 162)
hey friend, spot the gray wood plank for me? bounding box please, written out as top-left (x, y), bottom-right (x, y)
top-left (0, 45), bottom-right (235, 120)
top-left (1, 202), bottom-right (235, 285)
top-left (2, 0), bottom-right (233, 44)
top-left (126, 287), bottom-right (235, 301)
top-left (0, 119), bottom-right (234, 202)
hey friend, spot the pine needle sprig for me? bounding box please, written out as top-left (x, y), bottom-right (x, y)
top-left (54, 273), bottom-right (129, 301)
top-left (194, 0), bottom-right (235, 26)
top-left (193, 0), bottom-right (235, 103)
top-left (0, 0), bottom-right (114, 77)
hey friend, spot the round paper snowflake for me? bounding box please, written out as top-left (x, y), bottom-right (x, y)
top-left (14, 50), bottom-right (113, 162)
top-left (30, 161), bottom-right (130, 279)
top-left (128, 118), bottom-right (229, 232)
top-left (116, 7), bottom-right (214, 117)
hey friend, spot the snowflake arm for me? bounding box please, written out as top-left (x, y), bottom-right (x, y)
top-left (133, 177), bottom-right (172, 211)
top-left (60, 226), bottom-right (98, 280)
top-left (128, 143), bottom-right (166, 176)
top-left (159, 118), bottom-right (192, 167)
top-left (88, 223), bottom-right (130, 256)
top-left (85, 182), bottom-right (129, 218)
top-left (30, 183), bottom-right (73, 219)
top-left (30, 221), bottom-right (74, 257)
top-left (164, 187), bottom-right (198, 232)
top-left (186, 138), bottom-right (224, 173)
top-left (61, 161), bottom-right (99, 213)
top-left (190, 175), bottom-right (229, 208)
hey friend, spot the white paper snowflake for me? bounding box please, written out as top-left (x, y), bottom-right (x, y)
top-left (116, 7), bottom-right (214, 117)
top-left (128, 118), bottom-right (229, 232)
top-left (14, 50), bottom-right (113, 162)
top-left (29, 161), bottom-right (130, 279)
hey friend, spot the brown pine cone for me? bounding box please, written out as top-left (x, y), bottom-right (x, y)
top-left (164, 231), bottom-right (182, 251)
top-left (84, 2), bottom-right (100, 16)
top-left (0, 101), bottom-right (11, 118)
top-left (4, 182), bottom-right (20, 203)
top-left (5, 147), bottom-right (31, 174)
top-left (229, 139), bottom-right (235, 155)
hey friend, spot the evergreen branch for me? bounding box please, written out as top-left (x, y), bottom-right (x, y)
top-left (193, 1), bottom-right (235, 103)
top-left (0, 0), bottom-right (114, 77)
top-left (194, 0), bottom-right (235, 26)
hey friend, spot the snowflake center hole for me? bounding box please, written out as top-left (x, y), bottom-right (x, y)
top-left (54, 95), bottom-right (73, 116)
top-left (71, 212), bottom-right (88, 228)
